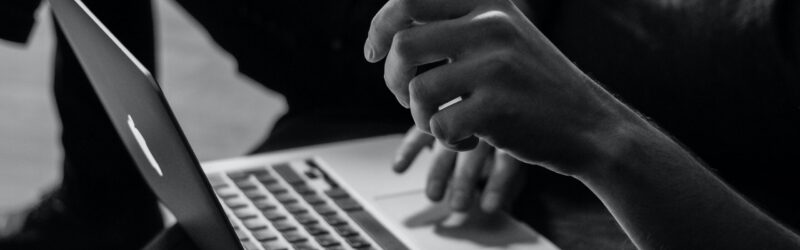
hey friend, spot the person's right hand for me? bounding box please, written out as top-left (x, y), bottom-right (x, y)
top-left (365, 0), bottom-right (638, 176)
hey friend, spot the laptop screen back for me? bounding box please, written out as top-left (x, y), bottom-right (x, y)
top-left (49, 0), bottom-right (241, 249)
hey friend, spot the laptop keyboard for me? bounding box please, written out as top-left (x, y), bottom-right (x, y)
top-left (208, 159), bottom-right (407, 250)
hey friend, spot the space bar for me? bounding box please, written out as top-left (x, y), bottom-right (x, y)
top-left (347, 210), bottom-right (410, 250)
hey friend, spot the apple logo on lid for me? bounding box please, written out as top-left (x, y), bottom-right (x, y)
top-left (128, 115), bottom-right (163, 177)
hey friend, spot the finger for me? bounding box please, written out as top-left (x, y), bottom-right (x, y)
top-left (448, 141), bottom-right (493, 211)
top-left (383, 17), bottom-right (476, 107)
top-left (393, 126), bottom-right (435, 173)
top-left (480, 151), bottom-right (522, 213)
top-left (426, 142), bottom-right (457, 201)
top-left (365, 0), bottom-right (482, 63)
top-left (429, 90), bottom-right (489, 151)
top-left (408, 53), bottom-right (491, 134)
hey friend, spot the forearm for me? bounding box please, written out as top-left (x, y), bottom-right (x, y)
top-left (576, 114), bottom-right (800, 249)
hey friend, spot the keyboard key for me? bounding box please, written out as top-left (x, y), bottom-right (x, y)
top-left (234, 210), bottom-right (259, 220)
top-left (217, 192), bottom-right (239, 200)
top-left (216, 188), bottom-right (239, 200)
top-left (225, 199), bottom-right (249, 210)
top-left (345, 236), bottom-right (371, 249)
top-left (254, 199), bottom-right (278, 211)
top-left (334, 225), bottom-right (359, 237)
top-left (313, 204), bottom-right (336, 215)
top-left (282, 231), bottom-right (308, 243)
top-left (265, 184), bottom-right (289, 194)
top-left (261, 241), bottom-right (290, 250)
top-left (244, 168), bottom-right (270, 177)
top-left (236, 180), bottom-right (259, 191)
top-left (303, 194), bottom-right (326, 205)
top-left (324, 246), bottom-right (347, 250)
top-left (257, 174), bottom-right (279, 184)
top-left (243, 190), bottom-right (267, 200)
top-left (252, 229), bottom-right (279, 242)
top-left (242, 218), bottom-right (268, 230)
top-left (304, 225), bottom-right (329, 236)
top-left (315, 235), bottom-right (341, 247)
top-left (322, 214), bottom-right (347, 226)
top-left (295, 214), bottom-right (319, 225)
top-left (273, 221), bottom-right (298, 232)
top-left (263, 210), bottom-right (287, 221)
top-left (293, 185), bottom-right (316, 195)
top-left (324, 188), bottom-right (349, 199)
top-left (285, 204), bottom-right (308, 214)
top-left (227, 171), bottom-right (250, 181)
top-left (333, 198), bottom-right (362, 211)
top-left (276, 194), bottom-right (298, 204)
top-left (274, 163), bottom-right (305, 186)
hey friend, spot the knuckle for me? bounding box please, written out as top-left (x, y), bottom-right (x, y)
top-left (383, 70), bottom-right (401, 92)
top-left (391, 30), bottom-right (416, 62)
top-left (384, 64), bottom-right (407, 94)
top-left (408, 77), bottom-right (428, 102)
top-left (472, 10), bottom-right (519, 41)
top-left (484, 50), bottom-right (519, 75)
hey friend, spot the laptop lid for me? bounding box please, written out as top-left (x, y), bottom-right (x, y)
top-left (49, 0), bottom-right (241, 249)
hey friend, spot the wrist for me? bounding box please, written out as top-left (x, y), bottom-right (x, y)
top-left (571, 98), bottom-right (658, 182)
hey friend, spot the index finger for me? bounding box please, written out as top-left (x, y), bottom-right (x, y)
top-left (393, 126), bottom-right (435, 173)
top-left (364, 0), bottom-right (481, 63)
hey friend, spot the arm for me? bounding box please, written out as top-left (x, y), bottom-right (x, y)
top-left (365, 0), bottom-right (800, 248)
top-left (576, 100), bottom-right (800, 249)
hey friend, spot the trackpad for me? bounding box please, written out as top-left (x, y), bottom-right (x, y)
top-left (373, 191), bottom-right (560, 250)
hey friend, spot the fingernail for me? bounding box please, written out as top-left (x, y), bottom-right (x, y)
top-left (364, 42), bottom-right (375, 62)
top-left (450, 191), bottom-right (470, 211)
top-left (427, 182), bottom-right (444, 201)
top-left (482, 193), bottom-right (501, 213)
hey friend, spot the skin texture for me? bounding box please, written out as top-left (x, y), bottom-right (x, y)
top-left (389, 0), bottom-right (538, 215)
top-left (393, 127), bottom-right (524, 213)
top-left (365, 0), bottom-right (800, 248)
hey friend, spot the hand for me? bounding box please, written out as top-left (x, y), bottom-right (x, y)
top-left (394, 127), bottom-right (525, 213)
top-left (366, 0), bottom-right (631, 175)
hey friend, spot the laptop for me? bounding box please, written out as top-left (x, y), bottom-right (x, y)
top-left (49, 0), bottom-right (560, 249)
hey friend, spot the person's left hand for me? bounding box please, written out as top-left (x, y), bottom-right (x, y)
top-left (394, 127), bottom-right (525, 213)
